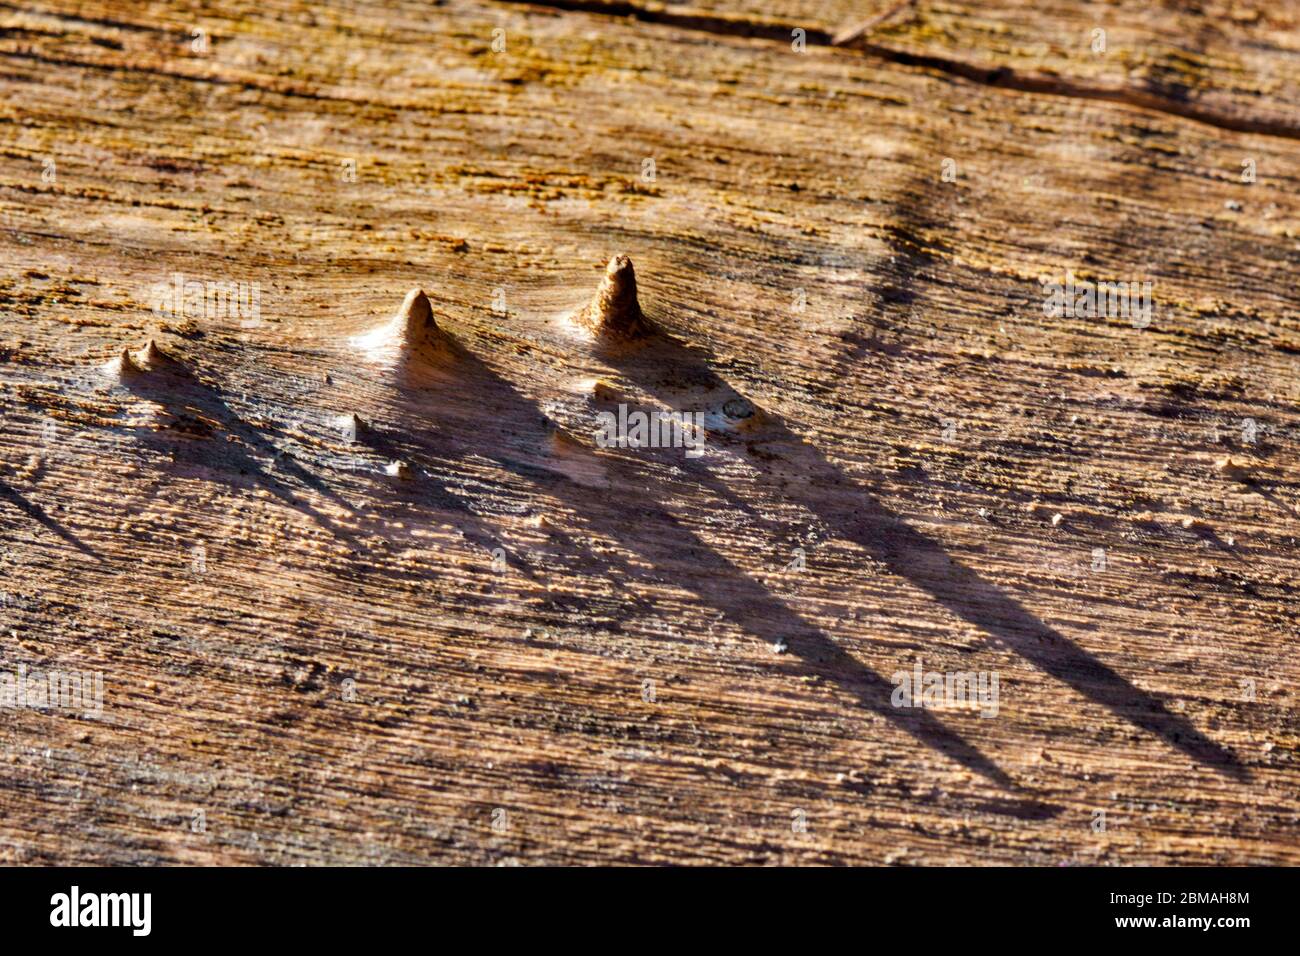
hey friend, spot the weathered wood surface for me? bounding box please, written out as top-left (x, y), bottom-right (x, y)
top-left (0, 0), bottom-right (1297, 865)
top-left (576, 0), bottom-right (1300, 135)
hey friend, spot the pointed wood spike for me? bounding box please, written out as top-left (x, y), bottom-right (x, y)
top-left (103, 345), bottom-right (143, 378)
top-left (140, 338), bottom-right (165, 368)
top-left (394, 288), bottom-right (437, 345)
top-left (339, 412), bottom-right (366, 442)
top-left (352, 288), bottom-right (446, 363)
top-left (575, 255), bottom-right (648, 337)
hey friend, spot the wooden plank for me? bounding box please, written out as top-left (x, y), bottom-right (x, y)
top-left (553, 0), bottom-right (1300, 138)
top-left (0, 0), bottom-right (1297, 864)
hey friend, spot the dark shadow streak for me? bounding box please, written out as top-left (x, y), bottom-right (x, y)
top-left (606, 328), bottom-right (1248, 782)
top-left (0, 478), bottom-right (100, 557)
top-left (381, 341), bottom-right (1014, 787)
top-left (120, 362), bottom-right (360, 547)
top-left (372, 448), bottom-right (547, 589)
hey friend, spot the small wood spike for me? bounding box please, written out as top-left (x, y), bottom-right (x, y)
top-left (392, 288), bottom-right (437, 347)
top-left (575, 255), bottom-right (648, 338)
top-left (338, 412), bottom-right (366, 443)
top-left (103, 338), bottom-right (175, 379)
top-left (139, 338), bottom-right (165, 369)
top-left (117, 346), bottom-right (143, 375)
top-left (1214, 456), bottom-right (1250, 481)
top-left (103, 344), bottom-right (144, 378)
top-left (353, 288), bottom-right (445, 363)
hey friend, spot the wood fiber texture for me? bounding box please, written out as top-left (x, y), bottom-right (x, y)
top-left (0, 0), bottom-right (1296, 864)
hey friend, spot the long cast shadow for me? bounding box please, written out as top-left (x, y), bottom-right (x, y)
top-left (370, 335), bottom-right (1014, 787)
top-left (602, 326), bottom-right (1247, 781)
top-left (114, 351), bottom-right (360, 547)
top-left (0, 478), bottom-right (100, 557)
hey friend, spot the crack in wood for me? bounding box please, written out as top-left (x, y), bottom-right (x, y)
top-left (510, 0), bottom-right (1300, 140)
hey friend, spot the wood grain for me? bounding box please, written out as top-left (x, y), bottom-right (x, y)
top-left (558, 0), bottom-right (1300, 137)
top-left (0, 0), bottom-right (1296, 864)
